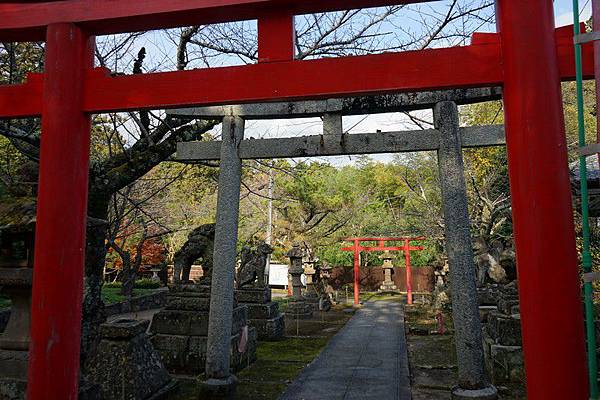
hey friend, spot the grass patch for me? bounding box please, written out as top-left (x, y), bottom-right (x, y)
top-left (236, 337), bottom-right (329, 400)
top-left (101, 287), bottom-right (157, 305)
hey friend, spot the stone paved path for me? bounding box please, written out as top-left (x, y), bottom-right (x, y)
top-left (279, 300), bottom-right (411, 400)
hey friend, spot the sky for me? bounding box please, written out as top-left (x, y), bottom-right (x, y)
top-left (106, 1), bottom-right (593, 167)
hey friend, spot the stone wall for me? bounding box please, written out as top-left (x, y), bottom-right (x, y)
top-left (330, 265), bottom-right (435, 292)
top-left (479, 283), bottom-right (525, 387)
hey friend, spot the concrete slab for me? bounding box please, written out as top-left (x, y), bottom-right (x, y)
top-left (279, 301), bottom-right (411, 400)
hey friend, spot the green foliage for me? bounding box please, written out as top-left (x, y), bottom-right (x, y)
top-left (134, 278), bottom-right (161, 289)
top-left (0, 295), bottom-right (10, 310)
top-left (103, 279), bottom-right (161, 290)
top-left (101, 287), bottom-right (157, 304)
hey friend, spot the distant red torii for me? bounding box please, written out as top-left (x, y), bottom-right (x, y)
top-left (341, 237), bottom-right (425, 306)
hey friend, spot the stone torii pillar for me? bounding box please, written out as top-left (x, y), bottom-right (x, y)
top-left (204, 115), bottom-right (245, 394)
top-left (435, 101), bottom-right (497, 400)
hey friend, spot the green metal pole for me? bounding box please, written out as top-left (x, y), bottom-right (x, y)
top-left (572, 1), bottom-right (599, 398)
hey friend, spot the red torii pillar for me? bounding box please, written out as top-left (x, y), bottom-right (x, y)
top-left (28, 24), bottom-right (95, 399)
top-left (497, 1), bottom-right (588, 398)
top-left (341, 237), bottom-right (425, 306)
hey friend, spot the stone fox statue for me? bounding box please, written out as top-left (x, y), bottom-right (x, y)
top-left (236, 243), bottom-right (273, 289)
top-left (173, 223), bottom-right (215, 283)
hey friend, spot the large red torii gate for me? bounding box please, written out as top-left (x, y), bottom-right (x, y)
top-left (0, 1), bottom-right (593, 399)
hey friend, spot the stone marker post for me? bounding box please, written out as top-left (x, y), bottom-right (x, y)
top-left (204, 115), bottom-right (245, 395)
top-left (434, 101), bottom-right (497, 400)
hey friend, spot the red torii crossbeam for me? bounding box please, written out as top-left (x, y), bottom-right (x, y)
top-left (341, 237), bottom-right (425, 306)
top-left (0, 1), bottom-right (592, 399)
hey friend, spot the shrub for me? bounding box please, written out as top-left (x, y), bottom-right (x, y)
top-left (134, 278), bottom-right (161, 289)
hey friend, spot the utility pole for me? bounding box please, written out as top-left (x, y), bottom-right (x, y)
top-left (265, 161), bottom-right (274, 285)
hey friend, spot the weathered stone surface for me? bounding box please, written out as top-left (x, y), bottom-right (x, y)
top-left (286, 301), bottom-right (313, 320)
top-left (104, 288), bottom-right (168, 317)
top-left (235, 288), bottom-right (271, 304)
top-left (0, 350), bottom-right (28, 380)
top-left (478, 306), bottom-right (498, 323)
top-left (435, 101), bottom-right (490, 392)
top-left (496, 297), bottom-right (519, 316)
top-left (85, 319), bottom-right (175, 400)
top-left (151, 328), bottom-right (257, 376)
top-left (150, 307), bottom-right (247, 337)
top-left (165, 295), bottom-right (210, 311)
top-left (486, 311), bottom-right (522, 347)
top-left (484, 333), bottom-right (524, 385)
top-left (0, 378), bottom-right (26, 400)
top-left (245, 302), bottom-right (279, 320)
top-left (100, 318), bottom-right (149, 339)
top-left (249, 314), bottom-right (285, 341)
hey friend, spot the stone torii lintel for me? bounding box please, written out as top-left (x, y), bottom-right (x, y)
top-left (176, 125), bottom-right (506, 162)
top-left (167, 88), bottom-right (502, 121)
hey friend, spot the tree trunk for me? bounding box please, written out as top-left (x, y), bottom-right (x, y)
top-left (80, 194), bottom-right (110, 370)
top-left (120, 255), bottom-right (135, 298)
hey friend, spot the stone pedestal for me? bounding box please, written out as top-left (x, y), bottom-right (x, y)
top-left (302, 260), bottom-right (320, 311)
top-left (235, 287), bottom-right (284, 340)
top-left (149, 284), bottom-right (257, 376)
top-left (85, 319), bottom-right (176, 400)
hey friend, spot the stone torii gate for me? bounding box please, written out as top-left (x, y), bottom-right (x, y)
top-left (0, 1), bottom-right (594, 399)
top-left (174, 96), bottom-right (504, 398)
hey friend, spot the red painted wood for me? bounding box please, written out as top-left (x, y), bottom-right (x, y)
top-left (0, 0), bottom-right (436, 42)
top-left (82, 42), bottom-right (502, 112)
top-left (404, 239), bottom-right (413, 304)
top-left (258, 11), bottom-right (295, 63)
top-left (353, 241), bottom-right (360, 306)
top-left (0, 28), bottom-right (593, 119)
top-left (0, 74), bottom-right (42, 118)
top-left (26, 23), bottom-right (94, 400)
top-left (497, 1), bottom-right (588, 399)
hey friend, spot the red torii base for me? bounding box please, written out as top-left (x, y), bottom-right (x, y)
top-left (342, 237), bottom-right (425, 306)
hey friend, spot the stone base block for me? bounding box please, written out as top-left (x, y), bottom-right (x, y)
top-left (0, 378), bottom-right (26, 400)
top-left (486, 311), bottom-right (522, 346)
top-left (451, 385), bottom-right (498, 400)
top-left (478, 306), bottom-right (497, 323)
top-left (85, 319), bottom-right (175, 400)
top-left (0, 350), bottom-right (28, 381)
top-left (150, 306), bottom-right (247, 337)
top-left (285, 301), bottom-right (313, 320)
top-left (151, 327), bottom-right (257, 376)
top-left (245, 302), bottom-right (278, 320)
top-left (199, 375), bottom-right (238, 400)
top-left (249, 314), bottom-right (285, 340)
top-left (484, 337), bottom-right (524, 385)
top-left (379, 282), bottom-right (398, 292)
top-left (235, 287), bottom-right (271, 304)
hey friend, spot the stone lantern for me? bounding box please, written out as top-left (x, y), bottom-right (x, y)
top-left (302, 257), bottom-right (320, 308)
top-left (285, 244), bottom-right (312, 319)
top-left (379, 250), bottom-right (398, 293)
